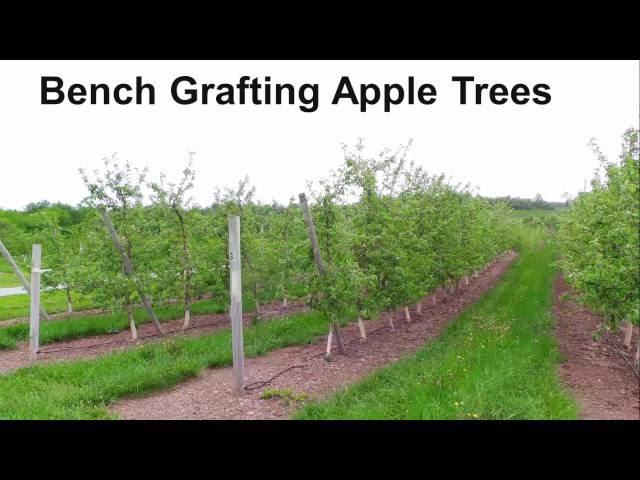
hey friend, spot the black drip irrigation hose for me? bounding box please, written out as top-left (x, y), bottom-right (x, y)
top-left (243, 323), bottom-right (393, 391)
top-left (243, 365), bottom-right (307, 391)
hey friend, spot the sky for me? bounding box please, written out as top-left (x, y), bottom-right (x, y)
top-left (0, 60), bottom-right (638, 210)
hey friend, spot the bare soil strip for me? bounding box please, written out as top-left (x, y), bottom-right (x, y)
top-left (111, 252), bottom-right (518, 420)
top-left (554, 276), bottom-right (639, 420)
top-left (0, 300), bottom-right (308, 375)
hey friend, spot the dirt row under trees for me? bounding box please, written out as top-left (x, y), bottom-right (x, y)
top-left (554, 276), bottom-right (639, 420)
top-left (111, 251), bottom-right (519, 419)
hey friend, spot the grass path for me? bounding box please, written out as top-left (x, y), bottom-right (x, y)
top-left (296, 242), bottom-right (578, 420)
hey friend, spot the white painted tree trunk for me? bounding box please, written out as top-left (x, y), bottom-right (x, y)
top-left (66, 300), bottom-right (73, 314)
top-left (416, 302), bottom-right (422, 316)
top-left (624, 321), bottom-right (633, 349)
top-left (182, 309), bottom-right (191, 331)
top-left (126, 303), bottom-right (137, 342)
top-left (283, 294), bottom-right (288, 307)
top-left (129, 315), bottom-right (138, 341)
top-left (432, 295), bottom-right (437, 306)
top-left (387, 310), bottom-right (395, 331)
top-left (357, 317), bottom-right (367, 342)
top-left (325, 325), bottom-right (333, 357)
top-left (404, 305), bottom-right (411, 322)
top-left (325, 322), bottom-right (346, 359)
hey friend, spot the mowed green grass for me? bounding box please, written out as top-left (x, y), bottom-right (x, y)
top-left (0, 272), bottom-right (20, 288)
top-left (295, 237), bottom-right (578, 420)
top-left (0, 294), bottom-right (259, 350)
top-left (0, 290), bottom-right (96, 323)
top-left (0, 311), bottom-right (330, 419)
top-left (0, 259), bottom-right (12, 274)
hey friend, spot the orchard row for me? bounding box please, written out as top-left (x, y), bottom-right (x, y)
top-left (1, 143), bottom-right (524, 339)
top-left (557, 128), bottom-right (639, 348)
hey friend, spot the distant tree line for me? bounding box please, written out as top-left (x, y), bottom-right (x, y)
top-left (484, 194), bottom-right (567, 211)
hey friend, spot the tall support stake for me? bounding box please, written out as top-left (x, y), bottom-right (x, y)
top-left (357, 317), bottom-right (367, 342)
top-left (229, 215), bottom-right (245, 393)
top-left (0, 238), bottom-right (50, 320)
top-left (29, 244), bottom-right (43, 356)
top-left (97, 207), bottom-right (164, 336)
top-left (298, 193), bottom-right (325, 276)
top-left (298, 193), bottom-right (346, 356)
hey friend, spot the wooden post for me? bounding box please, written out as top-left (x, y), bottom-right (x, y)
top-left (97, 207), bottom-right (164, 336)
top-left (29, 244), bottom-right (42, 356)
top-left (0, 238), bottom-right (50, 320)
top-left (331, 321), bottom-right (345, 352)
top-left (229, 215), bottom-right (245, 393)
top-left (387, 310), bottom-right (395, 331)
top-left (298, 193), bottom-right (345, 356)
top-left (298, 193), bottom-right (325, 275)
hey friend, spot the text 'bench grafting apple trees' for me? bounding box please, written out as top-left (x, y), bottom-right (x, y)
top-left (40, 75), bottom-right (551, 112)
